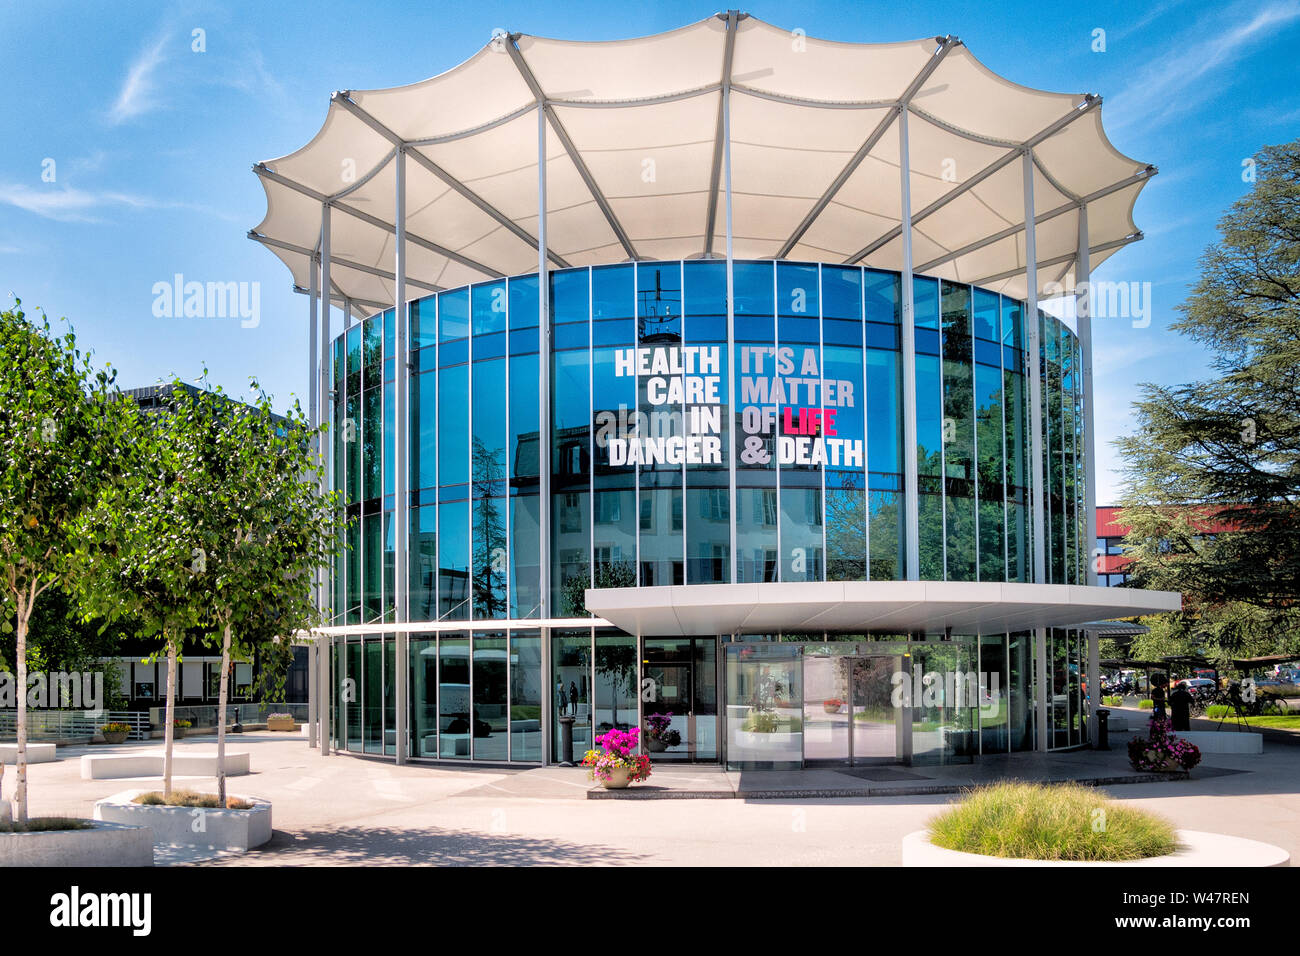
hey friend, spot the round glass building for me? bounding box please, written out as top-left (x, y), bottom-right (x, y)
top-left (252, 14), bottom-right (1179, 770)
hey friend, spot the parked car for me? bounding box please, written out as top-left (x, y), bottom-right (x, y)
top-left (1176, 678), bottom-right (1218, 699)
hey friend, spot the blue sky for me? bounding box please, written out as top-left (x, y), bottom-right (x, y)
top-left (2, 0), bottom-right (1298, 503)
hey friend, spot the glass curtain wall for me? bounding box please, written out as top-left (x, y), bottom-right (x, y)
top-left (331, 260), bottom-right (1085, 624)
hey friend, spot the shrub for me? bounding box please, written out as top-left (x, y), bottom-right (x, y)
top-left (0, 817), bottom-right (94, 833)
top-left (100, 722), bottom-right (131, 734)
top-left (1137, 700), bottom-right (1154, 710)
top-left (173, 719), bottom-right (192, 728)
top-left (929, 781), bottom-right (1177, 861)
top-left (1101, 696), bottom-right (1122, 707)
top-left (267, 713), bottom-right (294, 721)
top-left (132, 790), bottom-right (251, 810)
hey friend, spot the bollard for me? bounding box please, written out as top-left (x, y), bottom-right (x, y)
top-left (1096, 708), bottom-right (1110, 751)
top-left (558, 716), bottom-right (576, 766)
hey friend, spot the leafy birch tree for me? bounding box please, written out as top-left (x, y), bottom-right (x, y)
top-left (171, 380), bottom-right (335, 805)
top-left (73, 383), bottom-right (208, 797)
top-left (0, 302), bottom-right (128, 823)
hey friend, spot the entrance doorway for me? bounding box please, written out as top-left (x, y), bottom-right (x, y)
top-left (802, 653), bottom-right (906, 766)
top-left (641, 638), bottom-right (717, 761)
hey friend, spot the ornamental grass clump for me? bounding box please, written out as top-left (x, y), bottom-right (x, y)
top-left (582, 727), bottom-right (652, 784)
top-left (929, 781), bottom-right (1177, 861)
top-left (133, 790), bottom-right (251, 810)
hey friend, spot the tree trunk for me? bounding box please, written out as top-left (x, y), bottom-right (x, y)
top-left (14, 606), bottom-right (29, 825)
top-left (163, 640), bottom-right (177, 798)
top-left (216, 622), bottom-right (232, 807)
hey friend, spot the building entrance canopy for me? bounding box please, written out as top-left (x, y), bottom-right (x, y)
top-left (251, 13), bottom-right (1153, 310)
top-left (585, 581), bottom-right (1181, 637)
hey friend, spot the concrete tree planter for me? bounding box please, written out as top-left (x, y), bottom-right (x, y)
top-left (266, 716), bottom-right (298, 732)
top-left (902, 830), bottom-right (1290, 867)
top-left (94, 790), bottom-right (272, 851)
top-left (0, 820), bottom-right (153, 867)
top-left (101, 731), bottom-right (129, 745)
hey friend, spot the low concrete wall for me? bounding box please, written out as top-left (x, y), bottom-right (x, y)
top-left (94, 790), bottom-right (272, 851)
top-left (1178, 730), bottom-right (1263, 754)
top-left (903, 829), bottom-right (1289, 867)
top-left (0, 743), bottom-right (58, 764)
top-left (81, 750), bottom-right (251, 780)
top-left (0, 820), bottom-right (153, 867)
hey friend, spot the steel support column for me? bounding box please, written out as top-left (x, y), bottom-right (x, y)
top-left (899, 105), bottom-right (920, 579)
top-left (1036, 626), bottom-right (1049, 752)
top-left (722, 35), bottom-right (737, 583)
top-left (307, 641), bottom-right (318, 748)
top-left (537, 104), bottom-right (552, 617)
top-left (393, 148), bottom-right (409, 766)
top-left (320, 632), bottom-right (331, 755)
top-left (1024, 149), bottom-right (1047, 585)
top-left (1077, 205), bottom-right (1098, 587)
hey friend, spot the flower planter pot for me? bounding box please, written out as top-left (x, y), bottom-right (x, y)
top-left (172, 728), bottom-right (186, 739)
top-left (102, 731), bottom-right (129, 745)
top-left (266, 717), bottom-right (298, 732)
top-left (823, 703), bottom-right (842, 714)
top-left (645, 738), bottom-right (667, 753)
top-left (601, 767), bottom-right (632, 790)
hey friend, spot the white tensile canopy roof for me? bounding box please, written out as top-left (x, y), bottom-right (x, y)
top-left (251, 13), bottom-right (1155, 313)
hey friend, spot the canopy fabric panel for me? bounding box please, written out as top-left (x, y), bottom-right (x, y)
top-left (251, 13), bottom-right (1153, 311)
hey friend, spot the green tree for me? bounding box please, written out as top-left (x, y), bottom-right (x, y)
top-left (0, 302), bottom-right (129, 823)
top-left (174, 380), bottom-right (336, 805)
top-left (1117, 138), bottom-right (1300, 651)
top-left (73, 383), bottom-right (209, 796)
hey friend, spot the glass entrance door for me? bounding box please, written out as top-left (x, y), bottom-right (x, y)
top-left (803, 654), bottom-right (851, 765)
top-left (851, 655), bottom-right (903, 764)
top-left (643, 638), bottom-right (716, 761)
top-left (800, 652), bottom-right (903, 766)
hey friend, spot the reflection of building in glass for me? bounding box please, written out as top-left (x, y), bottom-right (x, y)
top-left (252, 16), bottom-right (1178, 770)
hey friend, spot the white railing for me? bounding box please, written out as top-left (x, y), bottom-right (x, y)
top-left (0, 710), bottom-right (150, 742)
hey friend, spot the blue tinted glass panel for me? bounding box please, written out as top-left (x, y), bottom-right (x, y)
top-left (509, 274), bottom-right (539, 329)
top-left (438, 289), bottom-right (469, 341)
top-left (822, 265), bottom-right (863, 320)
top-left (683, 259), bottom-right (726, 315)
top-left (472, 281), bottom-right (507, 335)
top-left (636, 262), bottom-right (681, 340)
top-left (864, 270), bottom-right (899, 325)
top-left (590, 265), bottom-right (631, 320)
top-left (777, 262), bottom-right (818, 317)
top-left (733, 261), bottom-right (774, 316)
top-left (438, 500), bottom-right (469, 620)
top-left (438, 364), bottom-right (469, 486)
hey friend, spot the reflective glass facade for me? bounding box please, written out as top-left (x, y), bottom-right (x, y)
top-left (331, 259), bottom-right (1085, 619)
top-left (325, 259), bottom-right (1090, 765)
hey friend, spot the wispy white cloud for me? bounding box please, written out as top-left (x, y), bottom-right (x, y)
top-left (1108, 0), bottom-right (1300, 130)
top-left (109, 32), bottom-right (170, 125)
top-left (0, 182), bottom-right (238, 223)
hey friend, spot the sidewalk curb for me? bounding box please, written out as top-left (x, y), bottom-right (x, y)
top-left (586, 771), bottom-right (1187, 800)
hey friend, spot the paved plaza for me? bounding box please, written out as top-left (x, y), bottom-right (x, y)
top-left (9, 710), bottom-right (1299, 866)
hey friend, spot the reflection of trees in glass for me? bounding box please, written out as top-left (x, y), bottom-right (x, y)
top-left (826, 474), bottom-right (866, 580)
top-left (559, 558), bottom-right (635, 618)
top-left (594, 639), bottom-right (636, 728)
top-left (472, 437), bottom-right (507, 618)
